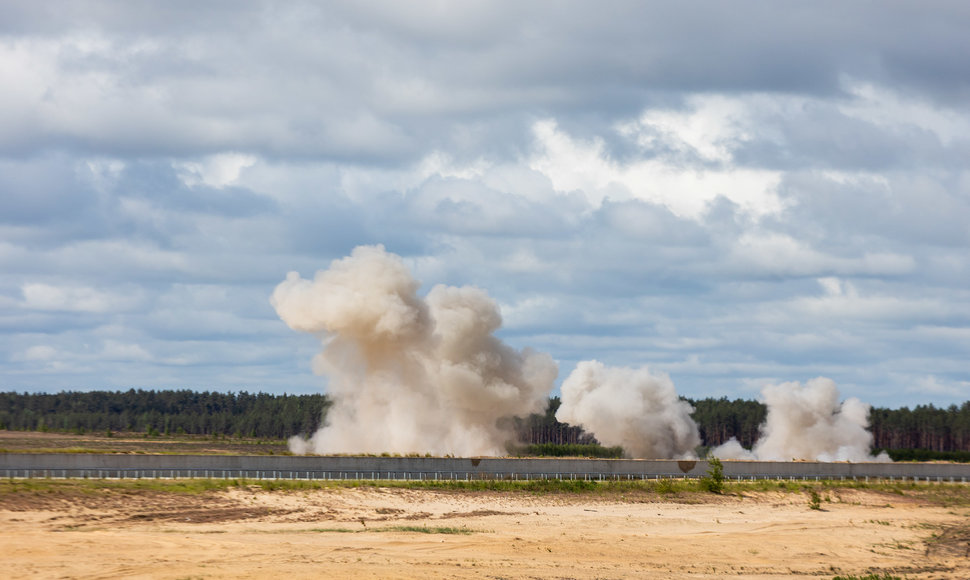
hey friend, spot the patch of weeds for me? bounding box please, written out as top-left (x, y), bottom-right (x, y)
top-left (808, 489), bottom-right (822, 510)
top-left (380, 525), bottom-right (476, 535)
top-left (881, 540), bottom-right (914, 551)
top-left (832, 574), bottom-right (904, 580)
top-left (655, 478), bottom-right (676, 495)
top-left (521, 479), bottom-right (598, 494)
top-left (301, 525), bottom-right (483, 535)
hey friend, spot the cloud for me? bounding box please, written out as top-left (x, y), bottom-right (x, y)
top-left (907, 375), bottom-right (967, 399)
top-left (785, 280), bottom-right (950, 323)
top-left (0, 2), bottom-right (967, 411)
top-left (21, 282), bottom-right (142, 313)
top-left (100, 340), bottom-right (152, 362)
top-left (529, 117), bottom-right (783, 218)
top-left (174, 153), bottom-right (257, 189)
top-left (13, 345), bottom-right (57, 362)
top-left (727, 233), bottom-right (916, 278)
top-left (4, 3), bottom-right (968, 161)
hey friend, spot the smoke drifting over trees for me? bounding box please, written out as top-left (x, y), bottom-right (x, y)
top-left (274, 246), bottom-right (892, 461)
top-left (712, 378), bottom-right (891, 462)
top-left (555, 361), bottom-right (701, 459)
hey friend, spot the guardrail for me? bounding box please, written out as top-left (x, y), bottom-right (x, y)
top-left (4, 469), bottom-right (681, 481)
top-left (0, 454), bottom-right (970, 483)
top-left (2, 469), bottom-right (967, 483)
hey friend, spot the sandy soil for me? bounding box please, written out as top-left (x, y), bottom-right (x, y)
top-left (2, 484), bottom-right (968, 579)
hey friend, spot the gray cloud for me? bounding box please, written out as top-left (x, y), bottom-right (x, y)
top-left (4, 2), bottom-right (970, 161)
top-left (0, 1), bottom-right (967, 410)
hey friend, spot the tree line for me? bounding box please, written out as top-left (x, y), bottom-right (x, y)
top-left (0, 390), bottom-right (329, 440)
top-left (687, 396), bottom-right (970, 454)
top-left (1, 390), bottom-right (968, 457)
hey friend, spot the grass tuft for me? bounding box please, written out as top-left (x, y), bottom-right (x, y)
top-left (380, 525), bottom-right (475, 534)
top-left (832, 574), bottom-right (904, 580)
top-left (2, 476), bottom-right (968, 507)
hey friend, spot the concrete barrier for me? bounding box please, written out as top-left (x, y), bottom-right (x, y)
top-left (2, 454), bottom-right (969, 481)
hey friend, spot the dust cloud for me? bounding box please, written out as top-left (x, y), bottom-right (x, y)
top-left (274, 246), bottom-right (886, 462)
top-left (712, 377), bottom-right (891, 462)
top-left (555, 360), bottom-right (701, 459)
top-left (272, 245), bottom-right (557, 456)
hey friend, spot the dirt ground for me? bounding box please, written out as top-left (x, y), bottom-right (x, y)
top-left (0, 429), bottom-right (290, 455)
top-left (2, 483), bottom-right (968, 579)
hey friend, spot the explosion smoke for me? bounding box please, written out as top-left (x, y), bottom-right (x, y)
top-left (274, 247), bottom-right (888, 462)
top-left (555, 360), bottom-right (701, 459)
top-left (713, 377), bottom-right (891, 462)
top-left (272, 245), bottom-right (557, 456)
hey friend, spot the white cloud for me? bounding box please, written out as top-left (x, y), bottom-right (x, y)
top-left (728, 233), bottom-right (915, 277)
top-left (840, 79), bottom-right (970, 146)
top-left (529, 117), bottom-right (783, 218)
top-left (785, 284), bottom-right (951, 323)
top-left (618, 95), bottom-right (750, 163)
top-left (0, 3), bottom-right (968, 409)
top-left (174, 153), bottom-right (258, 189)
top-left (0, 38), bottom-right (55, 146)
top-left (528, 119), bottom-right (616, 202)
top-left (14, 345), bottom-right (58, 362)
top-left (499, 295), bottom-right (563, 330)
top-left (907, 375), bottom-right (967, 398)
top-left (78, 158), bottom-right (126, 192)
top-left (21, 282), bottom-right (142, 313)
top-left (101, 340), bottom-right (153, 362)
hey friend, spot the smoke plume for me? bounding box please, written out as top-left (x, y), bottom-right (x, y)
top-left (555, 360), bottom-right (701, 459)
top-left (273, 247), bottom-right (888, 462)
top-left (272, 245), bottom-right (557, 456)
top-left (712, 377), bottom-right (891, 462)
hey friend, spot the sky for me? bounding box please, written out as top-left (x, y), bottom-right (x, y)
top-left (1, 1), bottom-right (968, 408)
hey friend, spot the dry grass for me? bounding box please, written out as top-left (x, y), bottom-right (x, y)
top-left (0, 429), bottom-right (289, 455)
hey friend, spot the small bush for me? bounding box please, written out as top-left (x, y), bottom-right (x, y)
top-left (699, 457), bottom-right (724, 494)
top-left (808, 490), bottom-right (822, 510)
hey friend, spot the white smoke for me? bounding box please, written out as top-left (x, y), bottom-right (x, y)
top-left (272, 245), bottom-right (557, 456)
top-left (713, 377), bottom-right (891, 462)
top-left (272, 247), bottom-right (888, 462)
top-left (555, 360), bottom-right (701, 459)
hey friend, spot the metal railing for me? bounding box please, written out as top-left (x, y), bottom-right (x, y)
top-left (2, 468), bottom-right (966, 483)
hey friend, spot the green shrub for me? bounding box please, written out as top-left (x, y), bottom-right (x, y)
top-left (699, 457), bottom-right (724, 494)
top-left (808, 489), bottom-right (821, 510)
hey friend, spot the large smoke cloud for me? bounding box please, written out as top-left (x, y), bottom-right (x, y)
top-left (555, 360), bottom-right (701, 459)
top-left (273, 246), bottom-right (888, 462)
top-left (272, 245), bottom-right (557, 456)
top-left (713, 377), bottom-right (891, 462)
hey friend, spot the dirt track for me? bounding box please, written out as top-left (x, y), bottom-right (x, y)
top-left (2, 484), bottom-right (968, 579)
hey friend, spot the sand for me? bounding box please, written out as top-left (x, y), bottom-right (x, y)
top-left (2, 483), bottom-right (968, 579)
